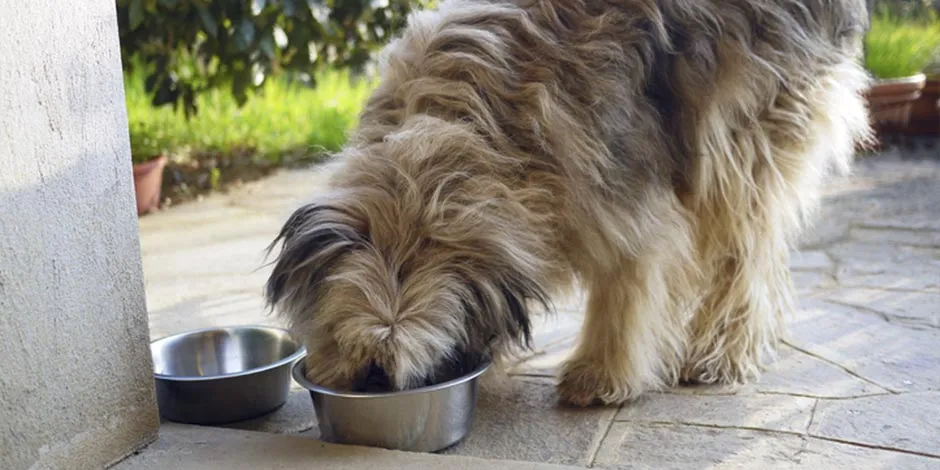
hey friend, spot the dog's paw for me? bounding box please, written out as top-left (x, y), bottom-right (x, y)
top-left (680, 355), bottom-right (759, 386)
top-left (557, 359), bottom-right (640, 407)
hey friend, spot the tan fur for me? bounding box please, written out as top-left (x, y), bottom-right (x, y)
top-left (265, 0), bottom-right (873, 404)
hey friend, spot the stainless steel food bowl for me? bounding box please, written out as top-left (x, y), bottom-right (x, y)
top-left (151, 325), bottom-right (306, 425)
top-left (291, 357), bottom-right (491, 452)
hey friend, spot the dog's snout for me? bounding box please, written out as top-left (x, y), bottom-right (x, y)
top-left (353, 361), bottom-right (393, 393)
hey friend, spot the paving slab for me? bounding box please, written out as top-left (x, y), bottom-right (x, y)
top-left (508, 334), bottom-right (578, 378)
top-left (593, 422), bottom-right (940, 469)
top-left (218, 389), bottom-right (316, 435)
top-left (440, 377), bottom-right (617, 466)
top-left (615, 392), bottom-right (814, 434)
top-left (797, 438), bottom-right (940, 469)
top-left (789, 250), bottom-right (836, 272)
top-left (750, 344), bottom-right (889, 398)
top-left (850, 226), bottom-right (940, 248)
top-left (790, 270), bottom-right (839, 296)
top-left (828, 240), bottom-right (940, 292)
top-left (788, 299), bottom-right (940, 393)
top-left (821, 287), bottom-right (940, 329)
top-left (592, 423), bottom-right (806, 469)
top-left (808, 392), bottom-right (940, 458)
top-left (526, 310), bottom-right (584, 354)
top-left (113, 423), bottom-right (582, 470)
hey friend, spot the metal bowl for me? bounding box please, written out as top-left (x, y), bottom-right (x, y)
top-left (151, 325), bottom-right (306, 425)
top-left (291, 357), bottom-right (491, 452)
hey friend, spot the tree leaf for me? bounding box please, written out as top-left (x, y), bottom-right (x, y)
top-left (232, 67), bottom-right (251, 107)
top-left (251, 0), bottom-right (267, 16)
top-left (129, 0), bottom-right (145, 30)
top-left (260, 35), bottom-right (275, 60)
top-left (157, 0), bottom-right (177, 7)
top-left (197, 7), bottom-right (218, 38)
top-left (283, 0), bottom-right (298, 17)
top-left (234, 19), bottom-right (256, 52)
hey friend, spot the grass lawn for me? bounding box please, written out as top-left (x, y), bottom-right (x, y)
top-left (124, 67), bottom-right (376, 205)
top-left (864, 10), bottom-right (940, 80)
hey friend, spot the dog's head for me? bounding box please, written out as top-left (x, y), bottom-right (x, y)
top-left (801, 0), bottom-right (870, 55)
top-left (264, 180), bottom-right (551, 392)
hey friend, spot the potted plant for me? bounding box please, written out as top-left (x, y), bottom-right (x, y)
top-left (863, 11), bottom-right (940, 142)
top-left (127, 119), bottom-right (169, 215)
top-left (132, 153), bottom-right (167, 215)
top-left (906, 60), bottom-right (940, 135)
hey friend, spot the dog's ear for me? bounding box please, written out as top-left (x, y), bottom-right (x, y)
top-left (264, 202), bottom-right (366, 312)
top-left (461, 273), bottom-right (552, 353)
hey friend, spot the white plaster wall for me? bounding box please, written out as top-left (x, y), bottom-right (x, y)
top-left (0, 0), bottom-right (159, 468)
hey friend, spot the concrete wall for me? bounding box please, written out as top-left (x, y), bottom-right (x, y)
top-left (0, 0), bottom-right (159, 469)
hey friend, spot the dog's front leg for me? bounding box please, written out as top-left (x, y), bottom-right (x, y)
top-left (558, 252), bottom-right (690, 407)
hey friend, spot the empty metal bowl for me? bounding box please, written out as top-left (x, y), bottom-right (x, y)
top-left (291, 357), bottom-right (491, 452)
top-left (151, 325), bottom-right (306, 425)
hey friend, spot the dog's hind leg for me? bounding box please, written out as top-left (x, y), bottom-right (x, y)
top-left (681, 222), bottom-right (792, 385)
top-left (681, 179), bottom-right (794, 386)
top-left (558, 192), bottom-right (697, 406)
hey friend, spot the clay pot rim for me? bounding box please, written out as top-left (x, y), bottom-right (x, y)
top-left (133, 154), bottom-right (168, 176)
top-left (872, 73), bottom-right (926, 86)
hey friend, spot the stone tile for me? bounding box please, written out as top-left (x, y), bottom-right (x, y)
top-left (593, 423), bottom-right (805, 469)
top-left (593, 422), bottom-right (940, 469)
top-left (838, 265), bottom-right (940, 293)
top-left (789, 250), bottom-right (834, 272)
top-left (442, 378), bottom-right (617, 467)
top-left (828, 241), bottom-right (940, 292)
top-left (798, 438), bottom-right (940, 469)
top-left (618, 392), bottom-right (813, 434)
top-left (850, 227), bottom-right (940, 249)
top-left (822, 287), bottom-right (940, 329)
top-left (858, 217), bottom-right (940, 232)
top-left (791, 271), bottom-right (838, 296)
top-left (754, 345), bottom-right (888, 398)
top-left (551, 289), bottom-right (587, 314)
top-left (147, 288), bottom-right (278, 340)
top-left (139, 208), bottom-right (280, 255)
top-left (116, 422), bottom-right (584, 470)
top-left (508, 335), bottom-right (577, 378)
top-left (219, 390), bottom-right (315, 435)
top-left (527, 310), bottom-right (583, 353)
top-left (788, 300), bottom-right (940, 393)
top-left (809, 392), bottom-right (940, 457)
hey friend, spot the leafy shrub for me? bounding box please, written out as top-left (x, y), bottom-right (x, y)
top-left (125, 64), bottom-right (376, 164)
top-left (115, 0), bottom-right (423, 116)
top-left (864, 10), bottom-right (940, 79)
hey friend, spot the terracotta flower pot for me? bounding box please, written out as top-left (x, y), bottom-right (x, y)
top-left (903, 75), bottom-right (940, 136)
top-left (865, 74), bottom-right (926, 137)
top-left (132, 154), bottom-right (167, 216)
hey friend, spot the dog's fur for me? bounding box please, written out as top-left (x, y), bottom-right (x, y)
top-left (265, 0), bottom-right (872, 405)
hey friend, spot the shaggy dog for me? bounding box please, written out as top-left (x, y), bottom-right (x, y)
top-left (265, 0), bottom-right (872, 405)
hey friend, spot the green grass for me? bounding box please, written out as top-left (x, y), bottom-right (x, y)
top-left (125, 67), bottom-right (377, 165)
top-left (864, 11), bottom-right (940, 80)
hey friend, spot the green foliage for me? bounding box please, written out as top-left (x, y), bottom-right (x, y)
top-left (864, 9), bottom-right (940, 79)
top-left (115, 0), bottom-right (422, 117)
top-left (872, 0), bottom-right (940, 21)
top-left (125, 64), bottom-right (376, 164)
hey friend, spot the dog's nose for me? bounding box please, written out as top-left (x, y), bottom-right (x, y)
top-left (353, 361), bottom-right (392, 393)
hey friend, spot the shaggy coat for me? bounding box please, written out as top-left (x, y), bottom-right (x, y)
top-left (265, 0), bottom-right (871, 405)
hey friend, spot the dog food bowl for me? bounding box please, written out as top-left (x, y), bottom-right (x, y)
top-left (151, 325), bottom-right (306, 425)
top-left (291, 357), bottom-right (491, 452)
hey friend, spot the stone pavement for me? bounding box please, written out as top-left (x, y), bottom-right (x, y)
top-left (135, 149), bottom-right (940, 469)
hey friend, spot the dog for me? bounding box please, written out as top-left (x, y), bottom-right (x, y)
top-left (264, 0), bottom-right (872, 406)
